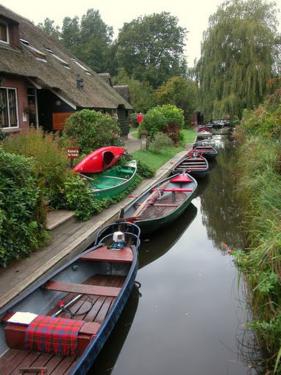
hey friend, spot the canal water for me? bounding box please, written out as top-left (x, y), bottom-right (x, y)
top-left (91, 135), bottom-right (257, 375)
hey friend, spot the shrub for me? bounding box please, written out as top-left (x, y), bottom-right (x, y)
top-left (139, 104), bottom-right (184, 143)
top-left (2, 128), bottom-right (69, 208)
top-left (148, 132), bottom-right (173, 153)
top-left (0, 150), bottom-right (47, 267)
top-left (64, 173), bottom-right (103, 220)
top-left (136, 160), bottom-right (154, 178)
top-left (63, 109), bottom-right (121, 154)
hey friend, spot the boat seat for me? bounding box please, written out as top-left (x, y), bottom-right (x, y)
top-left (161, 188), bottom-right (193, 192)
top-left (44, 280), bottom-right (121, 297)
top-left (80, 246), bottom-right (133, 263)
top-left (101, 175), bottom-right (127, 180)
top-left (4, 316), bottom-right (100, 355)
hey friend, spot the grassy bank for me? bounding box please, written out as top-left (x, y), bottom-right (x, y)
top-left (234, 103), bottom-right (281, 373)
top-left (132, 128), bottom-right (196, 172)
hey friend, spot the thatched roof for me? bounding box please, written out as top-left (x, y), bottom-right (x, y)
top-left (113, 85), bottom-right (131, 103)
top-left (0, 5), bottom-right (132, 110)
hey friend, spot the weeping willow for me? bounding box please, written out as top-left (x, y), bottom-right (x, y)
top-left (197, 0), bottom-right (279, 119)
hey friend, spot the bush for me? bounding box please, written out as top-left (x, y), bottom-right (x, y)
top-left (139, 104), bottom-right (184, 143)
top-left (136, 160), bottom-right (154, 178)
top-left (0, 150), bottom-right (47, 267)
top-left (148, 132), bottom-right (173, 153)
top-left (64, 173), bottom-right (104, 220)
top-left (63, 109), bottom-right (121, 154)
top-left (2, 128), bottom-right (69, 208)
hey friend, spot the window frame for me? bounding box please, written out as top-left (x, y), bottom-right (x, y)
top-left (0, 87), bottom-right (19, 129)
top-left (0, 21), bottom-right (9, 44)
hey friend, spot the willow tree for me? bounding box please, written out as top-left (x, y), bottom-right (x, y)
top-left (197, 0), bottom-right (279, 119)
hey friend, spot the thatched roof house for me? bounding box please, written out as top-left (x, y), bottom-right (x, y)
top-left (0, 5), bottom-right (132, 135)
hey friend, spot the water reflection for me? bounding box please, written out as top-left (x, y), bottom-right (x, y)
top-left (139, 203), bottom-right (197, 268)
top-left (200, 141), bottom-right (245, 251)
top-left (91, 134), bottom-right (256, 375)
top-left (89, 286), bottom-right (140, 374)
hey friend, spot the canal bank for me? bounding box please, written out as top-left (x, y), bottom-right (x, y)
top-left (0, 149), bottom-right (190, 310)
top-left (91, 135), bottom-right (257, 375)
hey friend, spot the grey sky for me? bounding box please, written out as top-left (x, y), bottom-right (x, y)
top-left (1, 0), bottom-right (281, 66)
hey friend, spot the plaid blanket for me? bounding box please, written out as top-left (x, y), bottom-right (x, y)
top-left (25, 315), bottom-right (84, 356)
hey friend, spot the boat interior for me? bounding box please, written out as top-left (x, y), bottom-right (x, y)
top-left (0, 244), bottom-right (134, 375)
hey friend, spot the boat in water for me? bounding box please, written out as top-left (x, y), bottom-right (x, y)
top-left (0, 222), bottom-right (141, 375)
top-left (122, 173), bottom-right (197, 234)
top-left (81, 160), bottom-right (138, 199)
top-left (192, 144), bottom-right (218, 160)
top-left (172, 151), bottom-right (209, 178)
top-left (74, 146), bottom-right (125, 174)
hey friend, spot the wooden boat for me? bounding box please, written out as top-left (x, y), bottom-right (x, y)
top-left (192, 144), bottom-right (218, 159)
top-left (74, 146), bottom-right (125, 174)
top-left (122, 173), bottom-right (197, 234)
top-left (0, 222), bottom-right (141, 375)
top-left (196, 126), bottom-right (212, 140)
top-left (81, 160), bottom-right (138, 199)
top-left (172, 151), bottom-right (209, 178)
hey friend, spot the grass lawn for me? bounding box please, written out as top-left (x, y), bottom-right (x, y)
top-left (132, 128), bottom-right (196, 172)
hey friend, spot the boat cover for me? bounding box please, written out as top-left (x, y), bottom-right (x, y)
top-left (25, 315), bottom-right (84, 356)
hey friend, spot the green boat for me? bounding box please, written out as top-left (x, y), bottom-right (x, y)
top-left (81, 160), bottom-right (138, 199)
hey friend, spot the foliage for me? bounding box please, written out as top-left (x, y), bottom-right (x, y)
top-left (233, 130), bottom-right (281, 372)
top-left (60, 9), bottom-right (113, 73)
top-left (63, 173), bottom-right (103, 220)
top-left (139, 104), bottom-right (184, 143)
top-left (148, 132), bottom-right (173, 153)
top-left (0, 129), bottom-right (6, 141)
top-left (63, 109), bottom-right (120, 154)
top-left (239, 89), bottom-right (281, 140)
top-left (37, 18), bottom-right (61, 40)
top-left (155, 76), bottom-right (198, 124)
top-left (0, 150), bottom-right (47, 267)
top-left (136, 160), bottom-right (154, 178)
top-left (2, 128), bottom-right (69, 208)
top-left (196, 0), bottom-right (279, 119)
top-left (116, 12), bottom-right (187, 88)
top-left (114, 69), bottom-right (155, 113)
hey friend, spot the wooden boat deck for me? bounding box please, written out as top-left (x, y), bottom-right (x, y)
top-left (0, 275), bottom-right (124, 375)
top-left (138, 192), bottom-right (187, 220)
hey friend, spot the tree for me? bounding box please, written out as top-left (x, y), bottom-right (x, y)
top-left (196, 0), bottom-right (279, 119)
top-left (61, 16), bottom-right (81, 56)
top-left (114, 69), bottom-right (155, 113)
top-left (60, 10), bottom-right (113, 73)
top-left (38, 18), bottom-right (60, 40)
top-left (155, 76), bottom-right (198, 124)
top-left (116, 12), bottom-right (187, 88)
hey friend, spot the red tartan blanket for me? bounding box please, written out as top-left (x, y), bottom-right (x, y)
top-left (25, 315), bottom-right (84, 356)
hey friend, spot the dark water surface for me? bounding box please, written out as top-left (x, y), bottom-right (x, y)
top-left (91, 135), bottom-right (256, 375)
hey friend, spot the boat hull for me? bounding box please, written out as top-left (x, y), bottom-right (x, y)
top-left (123, 174), bottom-right (197, 235)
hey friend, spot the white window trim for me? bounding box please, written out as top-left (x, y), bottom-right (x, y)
top-left (0, 87), bottom-right (19, 130)
top-left (0, 21), bottom-right (9, 45)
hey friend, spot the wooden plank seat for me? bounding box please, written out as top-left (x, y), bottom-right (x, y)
top-left (4, 318), bottom-right (101, 356)
top-left (80, 246), bottom-right (133, 263)
top-left (45, 281), bottom-right (121, 297)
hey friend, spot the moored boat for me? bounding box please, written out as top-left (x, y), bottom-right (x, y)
top-left (196, 126), bottom-right (212, 140)
top-left (74, 146), bottom-right (125, 174)
top-left (172, 151), bottom-right (209, 178)
top-left (81, 160), bottom-right (138, 199)
top-left (0, 222), bottom-right (141, 375)
top-left (192, 144), bottom-right (218, 159)
top-left (122, 173), bottom-right (197, 234)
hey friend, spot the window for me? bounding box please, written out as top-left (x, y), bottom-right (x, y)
top-left (0, 22), bottom-right (8, 43)
top-left (0, 88), bottom-right (18, 128)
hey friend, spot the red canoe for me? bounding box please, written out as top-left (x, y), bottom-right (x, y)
top-left (74, 146), bottom-right (125, 174)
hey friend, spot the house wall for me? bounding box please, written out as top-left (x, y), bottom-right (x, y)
top-left (2, 75), bottom-right (29, 132)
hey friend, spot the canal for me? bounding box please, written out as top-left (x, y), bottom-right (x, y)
top-left (91, 135), bottom-right (257, 375)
